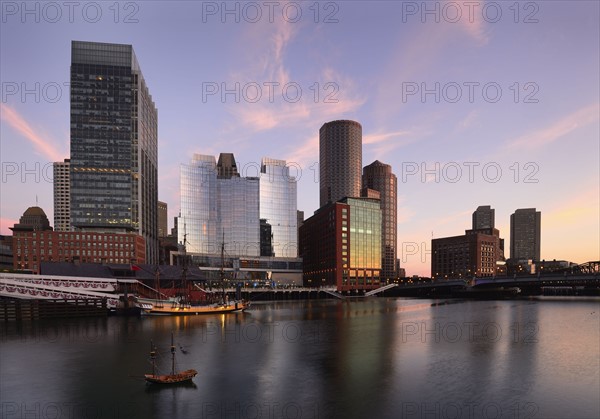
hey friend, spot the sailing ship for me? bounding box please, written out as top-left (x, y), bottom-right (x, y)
top-left (140, 231), bottom-right (250, 315)
top-left (145, 333), bottom-right (197, 384)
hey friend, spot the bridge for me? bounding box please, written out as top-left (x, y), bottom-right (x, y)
top-left (471, 272), bottom-right (600, 289)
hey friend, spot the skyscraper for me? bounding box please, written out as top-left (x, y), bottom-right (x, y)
top-left (319, 120), bottom-right (362, 207)
top-left (177, 153), bottom-right (302, 285)
top-left (510, 208), bottom-right (541, 261)
top-left (472, 205), bottom-right (495, 229)
top-left (259, 158), bottom-right (298, 258)
top-left (53, 159), bottom-right (70, 231)
top-left (178, 153), bottom-right (260, 256)
top-left (69, 41), bottom-right (158, 263)
top-left (362, 160), bottom-right (398, 281)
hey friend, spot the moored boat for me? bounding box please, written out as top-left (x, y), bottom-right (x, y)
top-left (140, 298), bottom-right (250, 315)
top-left (139, 231), bottom-right (251, 315)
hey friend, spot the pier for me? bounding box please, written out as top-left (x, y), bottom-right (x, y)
top-left (1, 262), bottom-right (598, 320)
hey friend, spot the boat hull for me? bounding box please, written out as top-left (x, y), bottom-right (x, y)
top-left (141, 301), bottom-right (250, 315)
top-left (144, 369), bottom-right (198, 384)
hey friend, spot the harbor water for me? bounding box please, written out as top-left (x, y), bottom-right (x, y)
top-left (1, 297), bottom-right (599, 419)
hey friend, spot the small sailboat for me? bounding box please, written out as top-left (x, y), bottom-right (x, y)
top-left (144, 333), bottom-right (197, 384)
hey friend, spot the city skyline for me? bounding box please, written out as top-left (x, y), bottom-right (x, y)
top-left (1, 2), bottom-right (598, 276)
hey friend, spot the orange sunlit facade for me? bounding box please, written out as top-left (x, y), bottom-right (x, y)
top-left (300, 198), bottom-right (382, 291)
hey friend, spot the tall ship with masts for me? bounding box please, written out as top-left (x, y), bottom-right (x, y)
top-left (139, 232), bottom-right (249, 315)
top-left (144, 333), bottom-right (197, 384)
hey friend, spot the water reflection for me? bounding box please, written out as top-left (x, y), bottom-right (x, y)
top-left (1, 298), bottom-right (598, 419)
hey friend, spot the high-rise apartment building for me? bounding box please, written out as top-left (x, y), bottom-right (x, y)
top-left (472, 205), bottom-right (495, 229)
top-left (319, 120), bottom-right (362, 207)
top-left (510, 208), bottom-right (541, 261)
top-left (69, 41), bottom-right (158, 263)
top-left (53, 159), bottom-right (70, 231)
top-left (362, 160), bottom-right (398, 281)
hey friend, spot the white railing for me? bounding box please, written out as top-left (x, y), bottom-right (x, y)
top-left (365, 283), bottom-right (398, 297)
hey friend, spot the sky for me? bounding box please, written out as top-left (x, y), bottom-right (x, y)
top-left (1, 1), bottom-right (598, 276)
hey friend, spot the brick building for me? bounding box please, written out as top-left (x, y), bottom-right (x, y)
top-left (10, 206), bottom-right (145, 274)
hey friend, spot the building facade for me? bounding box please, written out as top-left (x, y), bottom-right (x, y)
top-left (362, 160), bottom-right (398, 281)
top-left (69, 40), bottom-right (158, 263)
top-left (177, 153), bottom-right (301, 285)
top-left (510, 208), bottom-right (541, 261)
top-left (158, 201), bottom-right (168, 238)
top-left (259, 158), bottom-right (298, 258)
top-left (0, 235), bottom-right (14, 271)
top-left (10, 206), bottom-right (144, 273)
top-left (53, 159), bottom-right (70, 231)
top-left (431, 231), bottom-right (501, 279)
top-left (300, 197), bottom-right (382, 291)
top-left (178, 153), bottom-right (260, 257)
top-left (319, 120), bottom-right (362, 207)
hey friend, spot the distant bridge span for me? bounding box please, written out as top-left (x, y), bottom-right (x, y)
top-left (472, 273), bottom-right (600, 289)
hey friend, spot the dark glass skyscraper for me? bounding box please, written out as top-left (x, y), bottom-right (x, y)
top-left (319, 120), bottom-right (362, 207)
top-left (510, 208), bottom-right (541, 261)
top-left (362, 160), bottom-right (398, 281)
top-left (69, 41), bottom-right (158, 263)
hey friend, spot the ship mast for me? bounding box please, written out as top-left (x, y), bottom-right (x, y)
top-left (170, 332), bottom-right (176, 376)
top-left (150, 340), bottom-right (156, 377)
top-left (181, 226), bottom-right (189, 303)
top-left (220, 230), bottom-right (226, 303)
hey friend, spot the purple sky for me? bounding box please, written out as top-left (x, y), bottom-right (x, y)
top-left (1, 1), bottom-right (598, 276)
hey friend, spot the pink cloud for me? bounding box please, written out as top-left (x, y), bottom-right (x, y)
top-left (284, 134), bottom-right (318, 167)
top-left (1, 104), bottom-right (64, 162)
top-left (227, 18), bottom-right (365, 134)
top-left (506, 103), bottom-right (600, 150)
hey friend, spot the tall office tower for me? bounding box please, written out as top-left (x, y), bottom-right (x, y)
top-left (319, 120), bottom-right (362, 207)
top-left (69, 41), bottom-right (158, 263)
top-left (53, 159), bottom-right (70, 231)
top-left (510, 208), bottom-right (541, 261)
top-left (473, 205), bottom-right (495, 229)
top-left (179, 154), bottom-right (259, 256)
top-left (362, 160), bottom-right (398, 281)
top-left (158, 201), bottom-right (168, 238)
top-left (259, 158), bottom-right (298, 257)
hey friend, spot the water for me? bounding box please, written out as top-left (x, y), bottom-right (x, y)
top-left (1, 298), bottom-right (599, 419)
